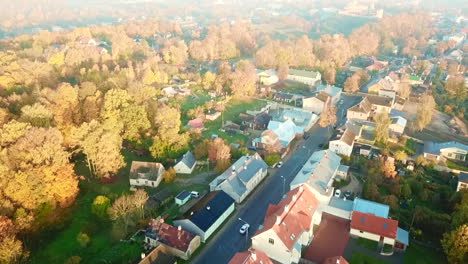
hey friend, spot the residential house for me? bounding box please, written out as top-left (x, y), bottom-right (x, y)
top-left (253, 119), bottom-right (303, 152)
top-left (303, 91), bottom-right (331, 114)
top-left (209, 153), bottom-right (268, 203)
top-left (281, 108), bottom-right (317, 132)
top-left (175, 191), bottom-right (192, 206)
top-left (174, 151), bottom-right (197, 174)
top-left (347, 97), bottom-right (372, 121)
top-left (442, 32), bottom-right (466, 46)
top-left (423, 141), bottom-right (468, 161)
top-left (205, 109), bottom-right (221, 121)
top-left (408, 75), bottom-right (423, 85)
top-left (129, 161), bottom-right (165, 188)
top-left (251, 186), bottom-right (320, 264)
top-left (274, 92), bottom-right (301, 104)
top-left (368, 78), bottom-right (395, 94)
top-left (336, 165), bottom-right (350, 181)
top-left (457, 172), bottom-right (468, 192)
top-left (366, 95), bottom-right (394, 114)
top-left (290, 149), bottom-right (342, 203)
top-left (366, 57), bottom-right (388, 73)
top-left (389, 116), bottom-right (407, 137)
top-left (287, 69), bottom-right (322, 87)
top-left (350, 211), bottom-right (398, 248)
top-left (378, 89), bottom-right (396, 101)
top-left (352, 197), bottom-right (389, 218)
top-left (139, 245), bottom-right (176, 264)
top-left (241, 112), bottom-right (271, 130)
top-left (315, 85), bottom-right (342, 105)
top-left (359, 145), bottom-right (372, 157)
top-left (187, 118), bottom-right (204, 130)
top-left (329, 124), bottom-right (361, 157)
top-left (229, 249), bottom-right (274, 264)
top-left (78, 37), bottom-right (97, 46)
top-left (144, 219), bottom-right (201, 260)
top-left (257, 69), bottom-right (279, 85)
top-left (173, 191), bottom-right (235, 242)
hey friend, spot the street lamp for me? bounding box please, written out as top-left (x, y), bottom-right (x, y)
top-left (238, 217), bottom-right (249, 247)
top-left (280, 176), bottom-right (286, 194)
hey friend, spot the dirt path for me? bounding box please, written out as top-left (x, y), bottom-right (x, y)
top-left (341, 173), bottom-right (363, 197)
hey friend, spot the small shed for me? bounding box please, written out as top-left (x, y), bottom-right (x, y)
top-left (175, 191), bottom-right (192, 206)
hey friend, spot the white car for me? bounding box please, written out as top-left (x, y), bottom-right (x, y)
top-left (334, 189), bottom-right (341, 198)
top-left (277, 161), bottom-right (283, 168)
top-left (240, 223), bottom-right (250, 234)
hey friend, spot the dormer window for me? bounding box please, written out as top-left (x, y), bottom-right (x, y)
top-left (269, 238), bottom-right (274, 244)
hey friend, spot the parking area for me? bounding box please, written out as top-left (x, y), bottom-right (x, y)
top-left (303, 213), bottom-right (351, 263)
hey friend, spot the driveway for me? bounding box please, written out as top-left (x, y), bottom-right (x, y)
top-left (340, 173), bottom-right (363, 197)
top-left (344, 237), bottom-right (405, 264)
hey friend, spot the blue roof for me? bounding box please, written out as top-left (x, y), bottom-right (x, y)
top-left (267, 119), bottom-right (302, 147)
top-left (176, 191), bottom-right (191, 201)
top-left (397, 227), bottom-right (410, 245)
top-left (189, 191), bottom-right (235, 231)
top-left (176, 151), bottom-right (196, 169)
top-left (352, 198), bottom-right (390, 218)
top-left (424, 141), bottom-right (468, 156)
top-left (317, 85), bottom-right (342, 97)
top-left (390, 109), bottom-right (406, 118)
top-left (391, 116), bottom-right (407, 127)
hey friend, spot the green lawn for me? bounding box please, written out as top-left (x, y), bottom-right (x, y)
top-left (282, 82), bottom-right (311, 95)
top-left (202, 98), bottom-right (267, 144)
top-left (350, 252), bottom-right (389, 264)
top-left (180, 92), bottom-right (212, 123)
top-left (404, 243), bottom-right (447, 264)
top-left (357, 237), bottom-right (379, 251)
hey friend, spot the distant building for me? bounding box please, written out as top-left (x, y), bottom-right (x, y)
top-left (336, 165), bottom-right (350, 181)
top-left (144, 219), bottom-right (201, 260)
top-left (138, 245), bottom-right (176, 264)
top-left (174, 151), bottom-right (197, 174)
top-left (315, 85), bottom-right (342, 104)
top-left (209, 153), bottom-right (268, 203)
top-left (129, 161), bottom-right (165, 188)
top-left (187, 118), bottom-right (204, 130)
top-left (329, 127), bottom-right (360, 157)
top-left (457, 172), bottom-right (468, 192)
top-left (389, 116), bottom-right (407, 137)
top-left (229, 249), bottom-right (274, 264)
top-left (423, 141), bottom-right (468, 161)
top-left (251, 186), bottom-right (320, 264)
top-left (303, 91), bottom-right (331, 114)
top-left (287, 69), bottom-right (322, 87)
top-left (175, 191), bottom-right (192, 206)
top-left (253, 119), bottom-right (303, 152)
top-left (205, 109), bottom-right (222, 121)
top-left (173, 191), bottom-right (235, 242)
top-left (347, 95), bottom-right (393, 121)
top-left (257, 69), bottom-right (279, 85)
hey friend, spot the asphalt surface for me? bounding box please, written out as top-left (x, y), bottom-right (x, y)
top-left (191, 96), bottom-right (358, 264)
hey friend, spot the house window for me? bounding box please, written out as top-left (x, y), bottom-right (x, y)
top-left (360, 231), bottom-right (364, 234)
top-left (448, 153), bottom-right (453, 157)
top-left (269, 238), bottom-right (274, 245)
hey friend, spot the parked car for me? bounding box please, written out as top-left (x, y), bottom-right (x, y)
top-left (240, 223), bottom-right (250, 234)
top-left (276, 161), bottom-right (283, 168)
top-left (334, 189), bottom-right (341, 198)
top-left (344, 190), bottom-right (352, 198)
top-left (191, 191), bottom-right (200, 198)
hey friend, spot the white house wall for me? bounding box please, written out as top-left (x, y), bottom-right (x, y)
top-left (252, 230), bottom-right (294, 264)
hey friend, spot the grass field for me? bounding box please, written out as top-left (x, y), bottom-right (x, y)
top-left (357, 237), bottom-right (379, 251)
top-left (349, 252), bottom-right (389, 264)
top-left (403, 243), bottom-right (447, 264)
top-left (202, 98), bottom-right (267, 144)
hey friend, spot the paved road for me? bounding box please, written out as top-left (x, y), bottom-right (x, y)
top-left (192, 97), bottom-right (356, 264)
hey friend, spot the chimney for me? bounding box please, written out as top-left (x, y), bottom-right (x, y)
top-left (251, 251), bottom-right (257, 260)
top-left (275, 215), bottom-right (282, 225)
top-left (336, 259), bottom-right (340, 264)
top-left (178, 225), bottom-right (182, 231)
top-left (141, 253), bottom-right (146, 260)
top-left (190, 211), bottom-right (194, 216)
top-left (243, 166), bottom-right (247, 170)
top-left (232, 165), bottom-right (236, 171)
top-left (285, 205), bottom-right (290, 212)
top-left (207, 206), bottom-right (211, 210)
top-left (159, 218), bottom-right (164, 223)
top-left (292, 194), bottom-right (297, 201)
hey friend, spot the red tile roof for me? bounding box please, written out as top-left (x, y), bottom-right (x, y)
top-left (188, 118), bottom-right (204, 129)
top-left (350, 211), bottom-right (398, 239)
top-left (322, 256), bottom-right (349, 264)
top-left (229, 249), bottom-right (274, 264)
top-left (148, 219), bottom-right (197, 252)
top-left (254, 186), bottom-right (319, 250)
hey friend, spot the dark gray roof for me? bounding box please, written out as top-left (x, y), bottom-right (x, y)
top-left (460, 172), bottom-right (468, 183)
top-left (176, 191), bottom-right (191, 201)
top-left (176, 151), bottom-right (196, 169)
top-left (423, 141), bottom-right (468, 156)
top-left (189, 191), bottom-right (234, 232)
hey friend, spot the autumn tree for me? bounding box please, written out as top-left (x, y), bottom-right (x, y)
top-left (208, 138), bottom-right (231, 161)
top-left (344, 75), bottom-right (359, 92)
top-left (441, 224), bottom-right (468, 264)
top-left (323, 67), bottom-right (336, 85)
top-left (230, 60), bottom-right (256, 96)
top-left (19, 103), bottom-right (53, 127)
top-left (132, 189), bottom-right (149, 219)
top-left (278, 65), bottom-right (289, 81)
top-left (108, 195), bottom-right (134, 234)
top-left (394, 150), bottom-right (408, 161)
top-left (445, 76), bottom-right (467, 101)
top-left (202, 71), bottom-right (217, 90)
top-left (374, 112), bottom-right (391, 144)
top-left (92, 195), bottom-right (111, 219)
top-left (162, 167), bottom-right (177, 183)
top-left (382, 159), bottom-right (397, 179)
top-left (194, 139), bottom-right (210, 160)
top-left (318, 103), bottom-right (337, 128)
top-left (0, 216), bottom-right (24, 264)
top-left (71, 120), bottom-right (125, 178)
top-left (416, 94), bottom-right (435, 131)
top-left (398, 82), bottom-right (412, 99)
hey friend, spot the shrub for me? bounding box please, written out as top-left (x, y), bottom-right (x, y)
top-left (264, 154), bottom-right (281, 167)
top-left (76, 232), bottom-right (90, 247)
top-left (92, 195), bottom-right (111, 219)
